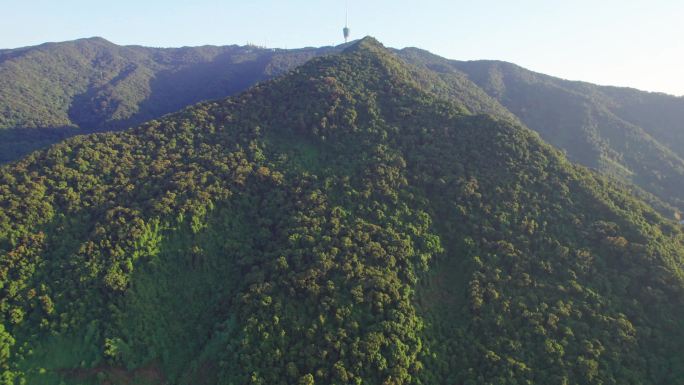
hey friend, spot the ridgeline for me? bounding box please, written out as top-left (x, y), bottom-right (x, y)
top-left (1, 37), bottom-right (684, 385)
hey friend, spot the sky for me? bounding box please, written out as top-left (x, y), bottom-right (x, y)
top-left (2, 0), bottom-right (683, 96)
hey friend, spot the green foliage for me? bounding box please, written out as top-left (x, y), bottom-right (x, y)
top-left (0, 37), bottom-right (684, 385)
top-left (399, 49), bottom-right (684, 213)
top-left (0, 37), bottom-right (338, 162)
top-left (4, 38), bottom-right (684, 229)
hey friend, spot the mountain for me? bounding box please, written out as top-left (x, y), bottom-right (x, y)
top-left (397, 48), bottom-right (684, 214)
top-left (0, 38), bottom-right (517, 165)
top-left (0, 37), bottom-right (338, 161)
top-left (2, 37), bottom-right (684, 385)
top-left (3, 38), bottom-right (684, 222)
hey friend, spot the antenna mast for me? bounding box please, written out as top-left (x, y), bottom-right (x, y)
top-left (343, 1), bottom-right (351, 43)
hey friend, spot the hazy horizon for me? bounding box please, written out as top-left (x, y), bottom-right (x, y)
top-left (3, 0), bottom-right (683, 96)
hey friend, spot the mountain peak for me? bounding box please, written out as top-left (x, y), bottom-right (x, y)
top-left (74, 36), bottom-right (114, 45)
top-left (2, 33), bottom-right (684, 385)
top-left (343, 35), bottom-right (386, 54)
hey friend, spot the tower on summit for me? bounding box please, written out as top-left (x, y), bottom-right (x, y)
top-left (343, 2), bottom-right (350, 43)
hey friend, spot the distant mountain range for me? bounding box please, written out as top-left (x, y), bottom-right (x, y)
top-left (0, 37), bottom-right (342, 131)
top-left (0, 37), bottom-right (340, 161)
top-left (2, 37), bottom-right (684, 385)
top-left (1, 37), bottom-right (683, 218)
top-left (399, 48), bottom-right (684, 213)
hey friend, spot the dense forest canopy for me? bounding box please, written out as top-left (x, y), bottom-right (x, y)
top-left (0, 37), bottom-right (338, 161)
top-left (1, 37), bottom-right (684, 385)
top-left (397, 48), bottom-right (684, 214)
top-left (2, 38), bottom-right (684, 223)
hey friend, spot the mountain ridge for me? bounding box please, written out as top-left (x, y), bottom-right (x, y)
top-left (3, 37), bottom-right (684, 221)
top-left (2, 36), bottom-right (684, 385)
top-left (0, 37), bottom-right (343, 161)
top-left (395, 48), bottom-right (684, 214)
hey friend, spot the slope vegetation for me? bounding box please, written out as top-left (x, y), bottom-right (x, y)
top-left (4, 38), bottom-right (684, 225)
top-left (399, 48), bottom-right (684, 213)
top-left (1, 37), bottom-right (684, 385)
top-left (0, 37), bottom-right (336, 161)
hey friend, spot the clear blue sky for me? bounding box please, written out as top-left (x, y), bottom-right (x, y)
top-left (3, 0), bottom-right (683, 96)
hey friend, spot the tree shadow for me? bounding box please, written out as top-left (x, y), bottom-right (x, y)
top-left (0, 126), bottom-right (78, 163)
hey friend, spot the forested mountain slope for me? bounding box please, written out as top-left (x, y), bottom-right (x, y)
top-left (0, 37), bottom-right (337, 161)
top-left (4, 38), bottom-right (684, 224)
top-left (397, 48), bottom-right (684, 213)
top-left (2, 37), bottom-right (684, 385)
top-left (0, 38), bottom-right (520, 164)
